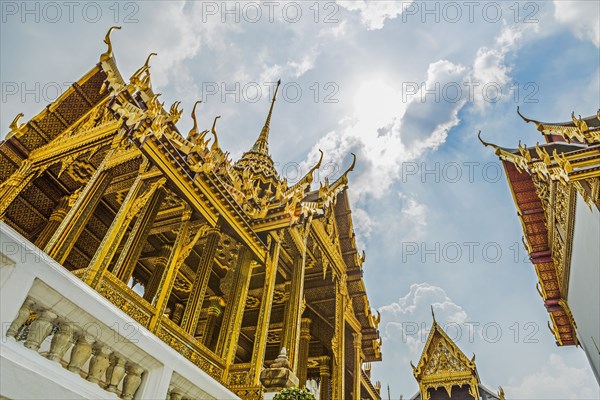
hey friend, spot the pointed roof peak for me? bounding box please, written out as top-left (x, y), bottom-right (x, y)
top-left (251, 79), bottom-right (281, 155)
top-left (413, 315), bottom-right (478, 382)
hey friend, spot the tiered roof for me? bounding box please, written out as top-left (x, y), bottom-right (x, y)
top-left (1, 26), bottom-right (382, 372)
top-left (480, 107), bottom-right (600, 346)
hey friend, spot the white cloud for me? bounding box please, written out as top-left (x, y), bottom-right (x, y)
top-left (397, 193), bottom-right (428, 241)
top-left (554, 1), bottom-right (600, 47)
top-left (505, 353), bottom-right (600, 399)
top-left (303, 59), bottom-right (468, 203)
top-left (470, 23), bottom-right (538, 109)
top-left (300, 21), bottom-right (536, 218)
top-left (379, 283), bottom-right (468, 354)
top-left (337, 0), bottom-right (413, 30)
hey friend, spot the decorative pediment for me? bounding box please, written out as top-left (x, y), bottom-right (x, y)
top-left (414, 321), bottom-right (476, 380)
top-left (413, 316), bottom-right (479, 400)
top-left (423, 340), bottom-right (470, 376)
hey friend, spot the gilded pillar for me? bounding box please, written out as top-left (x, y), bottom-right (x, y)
top-left (281, 255), bottom-right (306, 372)
top-left (319, 356), bottom-right (331, 400)
top-left (298, 317), bottom-right (312, 388)
top-left (201, 296), bottom-right (225, 347)
top-left (44, 152), bottom-right (115, 264)
top-left (34, 196), bottom-right (72, 249)
top-left (113, 187), bottom-right (165, 283)
top-left (0, 160), bottom-right (45, 218)
top-left (332, 277), bottom-right (346, 399)
top-left (249, 234), bottom-right (281, 385)
top-left (148, 208), bottom-right (192, 332)
top-left (353, 331), bottom-right (362, 400)
top-left (143, 245), bottom-right (172, 303)
top-left (84, 173), bottom-right (165, 288)
top-left (216, 246), bottom-right (253, 375)
top-left (171, 303), bottom-right (185, 325)
top-left (180, 228), bottom-right (221, 335)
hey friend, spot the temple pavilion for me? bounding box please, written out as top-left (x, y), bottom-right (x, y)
top-left (0, 27), bottom-right (382, 400)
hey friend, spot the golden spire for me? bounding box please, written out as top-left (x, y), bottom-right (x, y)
top-left (100, 26), bottom-right (121, 62)
top-left (252, 79), bottom-right (281, 155)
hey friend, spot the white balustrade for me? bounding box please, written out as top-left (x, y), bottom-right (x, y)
top-left (1, 221), bottom-right (238, 400)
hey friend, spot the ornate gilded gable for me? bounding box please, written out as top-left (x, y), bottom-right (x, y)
top-left (412, 314), bottom-right (480, 400)
top-left (423, 340), bottom-right (470, 376)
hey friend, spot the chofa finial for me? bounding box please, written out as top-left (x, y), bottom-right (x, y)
top-left (144, 52), bottom-right (157, 68)
top-left (6, 112), bottom-right (26, 139)
top-left (516, 106), bottom-right (532, 123)
top-left (346, 152), bottom-right (356, 174)
top-left (517, 106), bottom-right (544, 131)
top-left (308, 149), bottom-right (324, 176)
top-left (498, 386), bottom-right (505, 400)
top-left (211, 115), bottom-right (221, 150)
top-left (100, 26), bottom-right (121, 62)
top-left (189, 101), bottom-right (202, 137)
top-left (477, 130), bottom-right (492, 147)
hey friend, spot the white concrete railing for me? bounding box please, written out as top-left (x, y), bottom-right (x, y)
top-left (0, 221), bottom-right (239, 400)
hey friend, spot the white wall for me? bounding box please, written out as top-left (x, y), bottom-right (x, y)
top-left (569, 195), bottom-right (600, 383)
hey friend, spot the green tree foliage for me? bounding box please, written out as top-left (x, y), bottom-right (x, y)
top-left (273, 387), bottom-right (316, 400)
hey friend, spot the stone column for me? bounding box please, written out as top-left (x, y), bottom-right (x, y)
top-left (201, 296), bottom-right (224, 347)
top-left (148, 208), bottom-right (192, 332)
top-left (216, 246), bottom-right (253, 373)
top-left (353, 332), bottom-right (362, 400)
top-left (249, 235), bottom-right (281, 384)
top-left (67, 332), bottom-right (93, 373)
top-left (24, 309), bottom-right (57, 351)
top-left (46, 320), bottom-right (74, 362)
top-left (298, 318), bottom-right (312, 388)
top-left (6, 297), bottom-right (35, 338)
top-left (87, 343), bottom-right (111, 385)
top-left (122, 362), bottom-right (144, 400)
top-left (113, 187), bottom-right (165, 283)
top-left (319, 356), bottom-right (331, 400)
top-left (180, 228), bottom-right (221, 334)
top-left (44, 152), bottom-right (115, 264)
top-left (143, 245), bottom-right (172, 303)
top-left (105, 353), bottom-right (126, 393)
top-left (281, 255), bottom-right (306, 372)
top-left (83, 174), bottom-right (165, 288)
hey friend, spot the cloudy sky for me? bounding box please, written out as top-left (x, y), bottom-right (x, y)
top-left (2, 1), bottom-right (599, 397)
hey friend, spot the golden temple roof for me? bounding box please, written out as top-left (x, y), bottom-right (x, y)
top-left (0, 28), bottom-right (383, 400)
top-left (411, 312), bottom-right (503, 400)
top-left (479, 106), bottom-right (600, 348)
